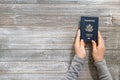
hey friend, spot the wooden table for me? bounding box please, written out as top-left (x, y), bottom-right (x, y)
top-left (0, 0), bottom-right (120, 80)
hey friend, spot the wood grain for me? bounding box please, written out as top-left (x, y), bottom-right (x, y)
top-left (0, 74), bottom-right (64, 80)
top-left (0, 0), bottom-right (120, 80)
top-left (0, 0), bottom-right (119, 4)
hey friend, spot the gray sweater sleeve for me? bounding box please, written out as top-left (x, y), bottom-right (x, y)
top-left (95, 59), bottom-right (113, 80)
top-left (62, 55), bottom-right (85, 80)
top-left (62, 55), bottom-right (113, 80)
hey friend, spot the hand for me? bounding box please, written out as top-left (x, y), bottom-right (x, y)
top-left (74, 29), bottom-right (86, 59)
top-left (92, 32), bottom-right (106, 62)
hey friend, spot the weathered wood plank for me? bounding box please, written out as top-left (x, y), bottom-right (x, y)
top-left (0, 50), bottom-right (120, 62)
top-left (0, 27), bottom-right (119, 37)
top-left (0, 60), bottom-right (118, 80)
top-left (0, 4), bottom-right (119, 16)
top-left (0, 37), bottom-right (119, 45)
top-left (0, 0), bottom-right (119, 4)
top-left (0, 74), bottom-right (63, 80)
top-left (0, 42), bottom-right (120, 50)
top-left (0, 60), bottom-right (118, 74)
top-left (0, 50), bottom-right (73, 62)
top-left (0, 61), bottom-right (68, 74)
top-left (0, 4), bottom-right (119, 26)
top-left (0, 27), bottom-right (119, 50)
top-left (0, 59), bottom-right (118, 79)
top-left (0, 15), bottom-right (120, 26)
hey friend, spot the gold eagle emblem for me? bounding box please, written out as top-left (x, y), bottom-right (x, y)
top-left (85, 24), bottom-right (93, 32)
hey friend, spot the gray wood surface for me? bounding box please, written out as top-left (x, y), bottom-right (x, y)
top-left (0, 0), bottom-right (120, 80)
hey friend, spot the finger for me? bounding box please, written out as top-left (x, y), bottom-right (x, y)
top-left (98, 31), bottom-right (101, 43)
top-left (75, 29), bottom-right (80, 44)
top-left (80, 39), bottom-right (85, 48)
top-left (98, 32), bottom-right (104, 47)
top-left (92, 40), bottom-right (97, 50)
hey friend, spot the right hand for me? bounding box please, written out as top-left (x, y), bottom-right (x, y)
top-left (74, 29), bottom-right (86, 59)
top-left (92, 32), bottom-right (106, 62)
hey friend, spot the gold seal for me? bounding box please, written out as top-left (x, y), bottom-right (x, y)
top-left (85, 24), bottom-right (93, 32)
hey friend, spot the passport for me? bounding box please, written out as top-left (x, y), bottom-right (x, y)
top-left (80, 16), bottom-right (99, 42)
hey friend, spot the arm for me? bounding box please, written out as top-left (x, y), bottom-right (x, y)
top-left (92, 32), bottom-right (113, 80)
top-left (62, 55), bottom-right (85, 80)
top-left (95, 60), bottom-right (113, 80)
top-left (62, 29), bottom-right (86, 80)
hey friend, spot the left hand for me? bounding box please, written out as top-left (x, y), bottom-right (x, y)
top-left (74, 29), bottom-right (86, 59)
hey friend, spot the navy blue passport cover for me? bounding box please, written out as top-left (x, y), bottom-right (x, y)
top-left (80, 16), bottom-right (99, 42)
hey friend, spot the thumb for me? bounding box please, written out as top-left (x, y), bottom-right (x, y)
top-left (92, 40), bottom-right (97, 50)
top-left (80, 39), bottom-right (85, 48)
top-left (75, 29), bottom-right (80, 44)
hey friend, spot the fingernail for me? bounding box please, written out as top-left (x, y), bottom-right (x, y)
top-left (81, 39), bottom-right (84, 42)
top-left (92, 40), bottom-right (94, 43)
